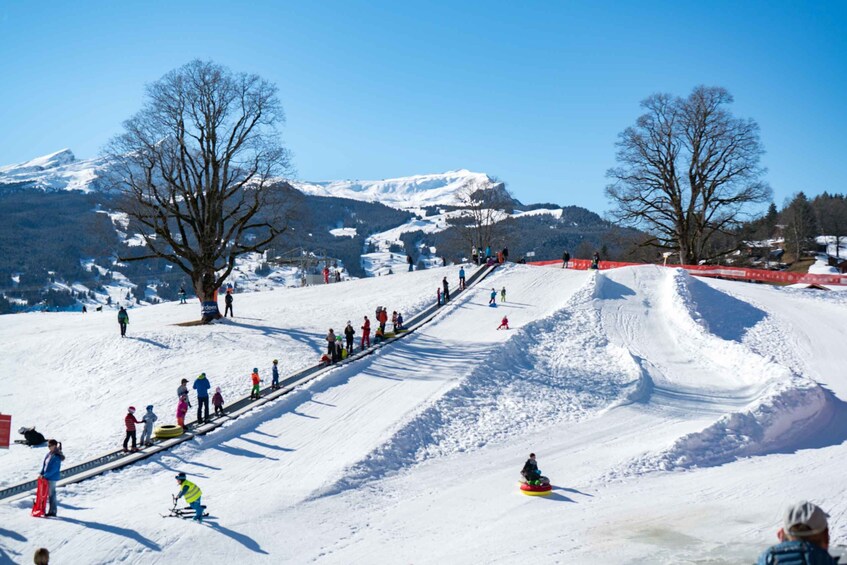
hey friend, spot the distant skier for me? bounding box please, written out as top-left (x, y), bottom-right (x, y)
top-left (177, 378), bottom-right (192, 408)
top-left (212, 387), bottom-right (225, 416)
top-left (177, 395), bottom-right (188, 429)
top-left (250, 368), bottom-right (262, 399)
top-left (361, 316), bottom-right (371, 349)
top-left (459, 267), bottom-right (466, 290)
top-left (117, 306), bottom-right (129, 337)
top-left (123, 406), bottom-right (142, 452)
top-left (174, 473), bottom-right (205, 522)
top-left (500, 286), bottom-right (506, 302)
top-left (442, 277), bottom-right (450, 303)
top-left (193, 373), bottom-right (211, 423)
top-left (271, 359), bottom-right (280, 390)
top-left (140, 405), bottom-right (157, 447)
top-left (344, 321), bottom-right (356, 354)
top-left (178, 286), bottom-right (187, 304)
top-left (489, 288), bottom-right (497, 305)
top-left (497, 316), bottom-right (509, 330)
top-left (562, 250), bottom-right (570, 269)
top-left (224, 292), bottom-right (234, 317)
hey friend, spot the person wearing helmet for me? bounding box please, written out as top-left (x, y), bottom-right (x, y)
top-left (123, 407), bottom-right (142, 452)
top-left (175, 472), bottom-right (205, 522)
top-left (250, 368), bottom-right (262, 399)
top-left (271, 359), bottom-right (280, 390)
top-left (18, 426), bottom-right (46, 446)
top-left (140, 405), bottom-right (158, 447)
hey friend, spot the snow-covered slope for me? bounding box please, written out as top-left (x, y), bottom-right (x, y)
top-left (291, 169), bottom-right (498, 208)
top-left (0, 149), bottom-right (106, 192)
top-left (2, 264), bottom-right (845, 564)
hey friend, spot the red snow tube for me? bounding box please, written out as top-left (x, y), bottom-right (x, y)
top-left (519, 482), bottom-right (552, 496)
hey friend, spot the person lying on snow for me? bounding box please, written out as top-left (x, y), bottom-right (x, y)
top-left (19, 427), bottom-right (46, 446)
top-left (521, 453), bottom-right (549, 485)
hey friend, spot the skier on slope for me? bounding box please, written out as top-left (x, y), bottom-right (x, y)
top-left (174, 472), bottom-right (205, 522)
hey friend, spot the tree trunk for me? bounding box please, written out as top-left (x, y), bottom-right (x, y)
top-left (194, 270), bottom-right (221, 323)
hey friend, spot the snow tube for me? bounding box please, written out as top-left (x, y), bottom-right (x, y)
top-left (154, 425), bottom-right (183, 439)
top-left (519, 482), bottom-right (552, 496)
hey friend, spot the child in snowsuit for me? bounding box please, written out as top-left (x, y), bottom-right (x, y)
top-left (140, 405), bottom-right (157, 447)
top-left (361, 316), bottom-right (371, 349)
top-left (396, 312), bottom-right (404, 331)
top-left (212, 387), bottom-right (224, 415)
top-left (497, 316), bottom-right (509, 330)
top-left (271, 359), bottom-right (280, 390)
top-left (177, 395), bottom-right (188, 429)
top-left (374, 326), bottom-right (385, 344)
top-left (250, 368), bottom-right (262, 399)
top-left (124, 406), bottom-right (142, 452)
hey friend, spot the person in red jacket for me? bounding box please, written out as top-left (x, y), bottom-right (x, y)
top-left (377, 307), bottom-right (388, 332)
top-left (250, 368), bottom-right (262, 400)
top-left (123, 406), bottom-right (142, 452)
top-left (361, 316), bottom-right (371, 349)
top-left (497, 315), bottom-right (509, 330)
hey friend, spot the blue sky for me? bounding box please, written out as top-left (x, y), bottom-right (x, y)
top-left (0, 0), bottom-right (844, 213)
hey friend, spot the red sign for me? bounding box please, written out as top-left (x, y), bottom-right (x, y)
top-left (0, 414), bottom-right (11, 449)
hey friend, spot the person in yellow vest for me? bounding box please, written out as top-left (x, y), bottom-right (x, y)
top-left (175, 472), bottom-right (205, 522)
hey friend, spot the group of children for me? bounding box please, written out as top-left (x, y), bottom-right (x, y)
top-left (320, 308), bottom-right (406, 365)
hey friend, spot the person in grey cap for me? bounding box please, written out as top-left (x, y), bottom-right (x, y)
top-left (756, 500), bottom-right (838, 564)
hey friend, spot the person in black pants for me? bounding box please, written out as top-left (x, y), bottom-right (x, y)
top-left (344, 321), bottom-right (355, 354)
top-left (442, 277), bottom-right (450, 303)
top-left (224, 292), bottom-right (234, 317)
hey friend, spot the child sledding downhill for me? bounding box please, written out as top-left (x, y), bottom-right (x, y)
top-left (520, 453), bottom-right (550, 486)
top-left (497, 316), bottom-right (509, 330)
top-left (250, 368), bottom-right (262, 399)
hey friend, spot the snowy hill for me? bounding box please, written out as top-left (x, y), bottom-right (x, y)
top-left (1, 264), bottom-right (846, 563)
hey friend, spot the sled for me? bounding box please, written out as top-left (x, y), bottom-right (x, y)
top-left (162, 495), bottom-right (209, 519)
top-left (518, 481), bottom-right (552, 496)
top-left (32, 477), bottom-right (49, 517)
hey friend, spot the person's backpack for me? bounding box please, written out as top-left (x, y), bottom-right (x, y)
top-left (758, 540), bottom-right (839, 565)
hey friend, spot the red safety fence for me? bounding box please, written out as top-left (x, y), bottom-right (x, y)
top-left (530, 259), bottom-right (847, 286)
top-left (0, 414), bottom-right (11, 449)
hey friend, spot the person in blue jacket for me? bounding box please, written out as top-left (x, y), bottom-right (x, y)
top-left (757, 501), bottom-right (839, 564)
top-left (39, 439), bottom-right (65, 517)
top-left (193, 373), bottom-right (211, 423)
top-left (271, 359), bottom-right (280, 390)
top-left (459, 267), bottom-right (466, 290)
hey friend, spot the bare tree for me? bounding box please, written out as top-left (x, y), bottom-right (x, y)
top-left (448, 179), bottom-right (513, 257)
top-left (606, 86), bottom-right (771, 265)
top-left (783, 192), bottom-right (818, 262)
top-left (105, 60), bottom-right (292, 321)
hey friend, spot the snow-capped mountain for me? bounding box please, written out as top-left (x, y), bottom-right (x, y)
top-left (0, 149), bottom-right (107, 192)
top-left (290, 169), bottom-right (498, 208)
top-left (0, 150), bottom-right (499, 210)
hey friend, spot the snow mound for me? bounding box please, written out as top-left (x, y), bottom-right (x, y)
top-left (612, 269), bottom-right (834, 474)
top-left (321, 274), bottom-right (645, 495)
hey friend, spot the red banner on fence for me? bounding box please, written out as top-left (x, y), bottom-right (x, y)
top-left (530, 259), bottom-right (847, 286)
top-left (0, 414), bottom-right (11, 449)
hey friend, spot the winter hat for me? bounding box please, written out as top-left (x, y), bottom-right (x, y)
top-left (347, 321), bottom-right (351, 325)
top-left (181, 378), bottom-right (188, 384)
top-left (215, 386), bottom-right (221, 393)
top-left (253, 368), bottom-right (258, 373)
top-left (175, 472), bottom-right (186, 481)
top-left (146, 405), bottom-right (154, 411)
top-left (128, 406), bottom-right (136, 413)
top-left (784, 501), bottom-right (829, 537)
top-left (198, 373), bottom-right (206, 379)
top-left (273, 359), bottom-right (278, 364)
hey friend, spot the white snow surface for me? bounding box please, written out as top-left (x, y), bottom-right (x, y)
top-left (2, 264), bottom-right (847, 564)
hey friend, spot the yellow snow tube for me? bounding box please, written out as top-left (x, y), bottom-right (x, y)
top-left (154, 424), bottom-right (184, 438)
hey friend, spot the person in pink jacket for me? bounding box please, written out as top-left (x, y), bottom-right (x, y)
top-left (177, 395), bottom-right (188, 429)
